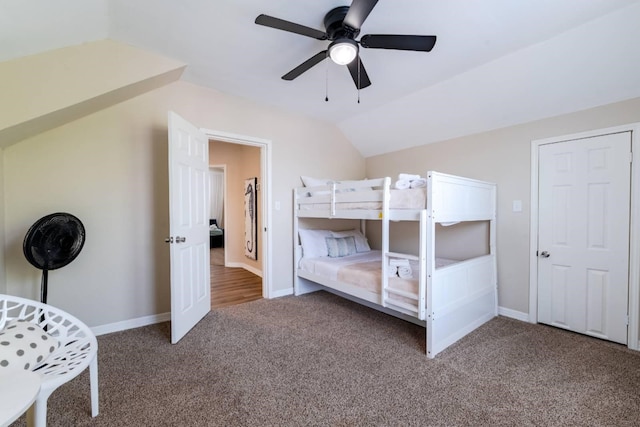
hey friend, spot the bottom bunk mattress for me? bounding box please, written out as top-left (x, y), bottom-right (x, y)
top-left (298, 250), bottom-right (456, 301)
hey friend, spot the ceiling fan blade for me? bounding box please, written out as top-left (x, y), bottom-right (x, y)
top-left (346, 56), bottom-right (372, 89)
top-left (282, 51), bottom-right (328, 81)
top-left (360, 34), bottom-right (437, 52)
top-left (255, 14), bottom-right (327, 40)
top-left (343, 0), bottom-right (379, 30)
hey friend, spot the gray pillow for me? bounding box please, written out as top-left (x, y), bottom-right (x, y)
top-left (325, 236), bottom-right (357, 258)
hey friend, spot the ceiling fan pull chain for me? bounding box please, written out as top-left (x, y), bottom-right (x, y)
top-left (357, 55), bottom-right (361, 104)
top-left (325, 53), bottom-right (330, 102)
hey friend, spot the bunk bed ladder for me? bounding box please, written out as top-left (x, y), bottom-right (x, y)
top-left (381, 210), bottom-right (427, 320)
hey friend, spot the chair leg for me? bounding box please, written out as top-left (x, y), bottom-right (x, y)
top-left (26, 393), bottom-right (50, 427)
top-left (90, 355), bottom-right (99, 417)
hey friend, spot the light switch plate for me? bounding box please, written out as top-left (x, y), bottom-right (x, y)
top-left (512, 200), bottom-right (522, 212)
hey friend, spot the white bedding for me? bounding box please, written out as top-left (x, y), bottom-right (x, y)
top-left (299, 250), bottom-right (457, 296)
top-left (299, 250), bottom-right (382, 279)
top-left (299, 188), bottom-right (426, 210)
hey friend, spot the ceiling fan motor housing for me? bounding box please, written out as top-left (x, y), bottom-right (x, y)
top-left (324, 6), bottom-right (359, 40)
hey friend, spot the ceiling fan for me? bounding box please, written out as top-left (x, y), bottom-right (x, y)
top-left (255, 0), bottom-right (437, 90)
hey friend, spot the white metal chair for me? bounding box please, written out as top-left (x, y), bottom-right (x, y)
top-left (0, 294), bottom-right (98, 427)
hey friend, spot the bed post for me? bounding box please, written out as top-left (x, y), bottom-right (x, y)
top-left (293, 188), bottom-right (300, 294)
top-left (425, 172), bottom-right (436, 358)
top-left (380, 177), bottom-right (391, 308)
top-left (490, 185), bottom-right (498, 315)
top-left (418, 209), bottom-right (427, 321)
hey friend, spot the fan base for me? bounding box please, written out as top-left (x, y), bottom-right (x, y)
top-left (324, 6), bottom-right (358, 40)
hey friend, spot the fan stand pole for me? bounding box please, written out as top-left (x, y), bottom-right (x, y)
top-left (41, 269), bottom-right (48, 304)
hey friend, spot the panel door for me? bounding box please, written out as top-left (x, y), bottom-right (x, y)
top-left (537, 131), bottom-right (631, 344)
top-left (168, 111), bottom-right (210, 344)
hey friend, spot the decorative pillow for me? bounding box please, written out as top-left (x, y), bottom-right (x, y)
top-left (298, 229), bottom-right (333, 258)
top-left (331, 229), bottom-right (371, 253)
top-left (325, 236), bottom-right (357, 258)
top-left (0, 319), bottom-right (60, 372)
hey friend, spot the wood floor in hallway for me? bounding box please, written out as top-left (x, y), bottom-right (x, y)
top-left (210, 248), bottom-right (262, 309)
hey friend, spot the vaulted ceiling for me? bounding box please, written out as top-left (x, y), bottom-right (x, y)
top-left (3, 0), bottom-right (640, 156)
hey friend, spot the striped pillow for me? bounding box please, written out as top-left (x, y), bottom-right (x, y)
top-left (325, 236), bottom-right (357, 258)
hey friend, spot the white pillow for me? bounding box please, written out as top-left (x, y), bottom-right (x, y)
top-left (0, 319), bottom-right (60, 372)
top-left (331, 229), bottom-right (371, 253)
top-left (325, 236), bottom-right (357, 258)
top-left (339, 180), bottom-right (373, 192)
top-left (300, 176), bottom-right (333, 196)
top-left (298, 229), bottom-right (332, 258)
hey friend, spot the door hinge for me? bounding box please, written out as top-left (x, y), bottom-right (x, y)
top-left (630, 152), bottom-right (633, 163)
top-left (626, 315), bottom-right (629, 326)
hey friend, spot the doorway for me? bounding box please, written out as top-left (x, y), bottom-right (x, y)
top-left (208, 143), bottom-right (262, 307)
top-left (529, 123), bottom-right (640, 351)
top-left (204, 129), bottom-right (272, 306)
top-left (208, 164), bottom-right (261, 308)
top-left (168, 113), bottom-right (272, 342)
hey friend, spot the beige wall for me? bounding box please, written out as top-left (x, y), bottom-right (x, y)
top-left (0, 40), bottom-right (185, 148)
top-left (3, 80), bottom-right (365, 327)
top-left (209, 140), bottom-right (261, 272)
top-left (366, 96), bottom-right (640, 315)
top-left (0, 148), bottom-right (5, 294)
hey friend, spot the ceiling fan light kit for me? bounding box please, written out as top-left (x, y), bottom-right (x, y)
top-left (255, 0), bottom-right (436, 91)
top-left (329, 38), bottom-right (358, 65)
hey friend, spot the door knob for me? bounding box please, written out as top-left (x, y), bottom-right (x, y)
top-left (164, 237), bottom-right (173, 243)
top-left (539, 251), bottom-right (550, 258)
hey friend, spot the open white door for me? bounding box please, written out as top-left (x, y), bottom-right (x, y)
top-left (168, 111), bottom-right (211, 344)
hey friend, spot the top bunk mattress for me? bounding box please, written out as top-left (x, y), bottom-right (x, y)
top-left (299, 188), bottom-right (426, 211)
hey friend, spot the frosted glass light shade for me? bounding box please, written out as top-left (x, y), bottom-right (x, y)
top-left (329, 39), bottom-right (358, 65)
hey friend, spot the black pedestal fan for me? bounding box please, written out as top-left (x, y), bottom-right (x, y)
top-left (23, 213), bottom-right (86, 304)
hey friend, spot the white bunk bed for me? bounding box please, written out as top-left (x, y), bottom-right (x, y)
top-left (293, 171), bottom-right (497, 358)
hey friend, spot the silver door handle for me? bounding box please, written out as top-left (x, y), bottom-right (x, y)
top-left (176, 236), bottom-right (186, 243)
top-left (539, 251), bottom-right (550, 258)
top-left (164, 237), bottom-right (173, 243)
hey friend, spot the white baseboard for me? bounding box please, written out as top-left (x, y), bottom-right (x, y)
top-left (268, 287), bottom-right (293, 299)
top-left (498, 306), bottom-right (530, 322)
top-left (91, 312), bottom-right (170, 336)
top-left (225, 262), bottom-right (263, 277)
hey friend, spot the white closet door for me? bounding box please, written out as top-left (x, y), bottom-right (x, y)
top-left (537, 131), bottom-right (631, 344)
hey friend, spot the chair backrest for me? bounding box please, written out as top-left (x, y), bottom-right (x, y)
top-left (0, 294), bottom-right (97, 382)
top-left (210, 219), bottom-right (218, 226)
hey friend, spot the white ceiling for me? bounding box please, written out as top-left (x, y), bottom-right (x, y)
top-left (4, 0), bottom-right (640, 156)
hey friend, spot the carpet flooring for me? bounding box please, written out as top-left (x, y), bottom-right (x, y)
top-left (12, 291), bottom-right (640, 426)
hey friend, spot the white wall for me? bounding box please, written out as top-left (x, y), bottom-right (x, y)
top-left (2, 80), bottom-right (365, 327)
top-left (0, 0), bottom-right (109, 62)
top-left (0, 148), bottom-right (5, 294)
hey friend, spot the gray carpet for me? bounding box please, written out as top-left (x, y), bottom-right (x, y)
top-left (12, 291), bottom-right (640, 426)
